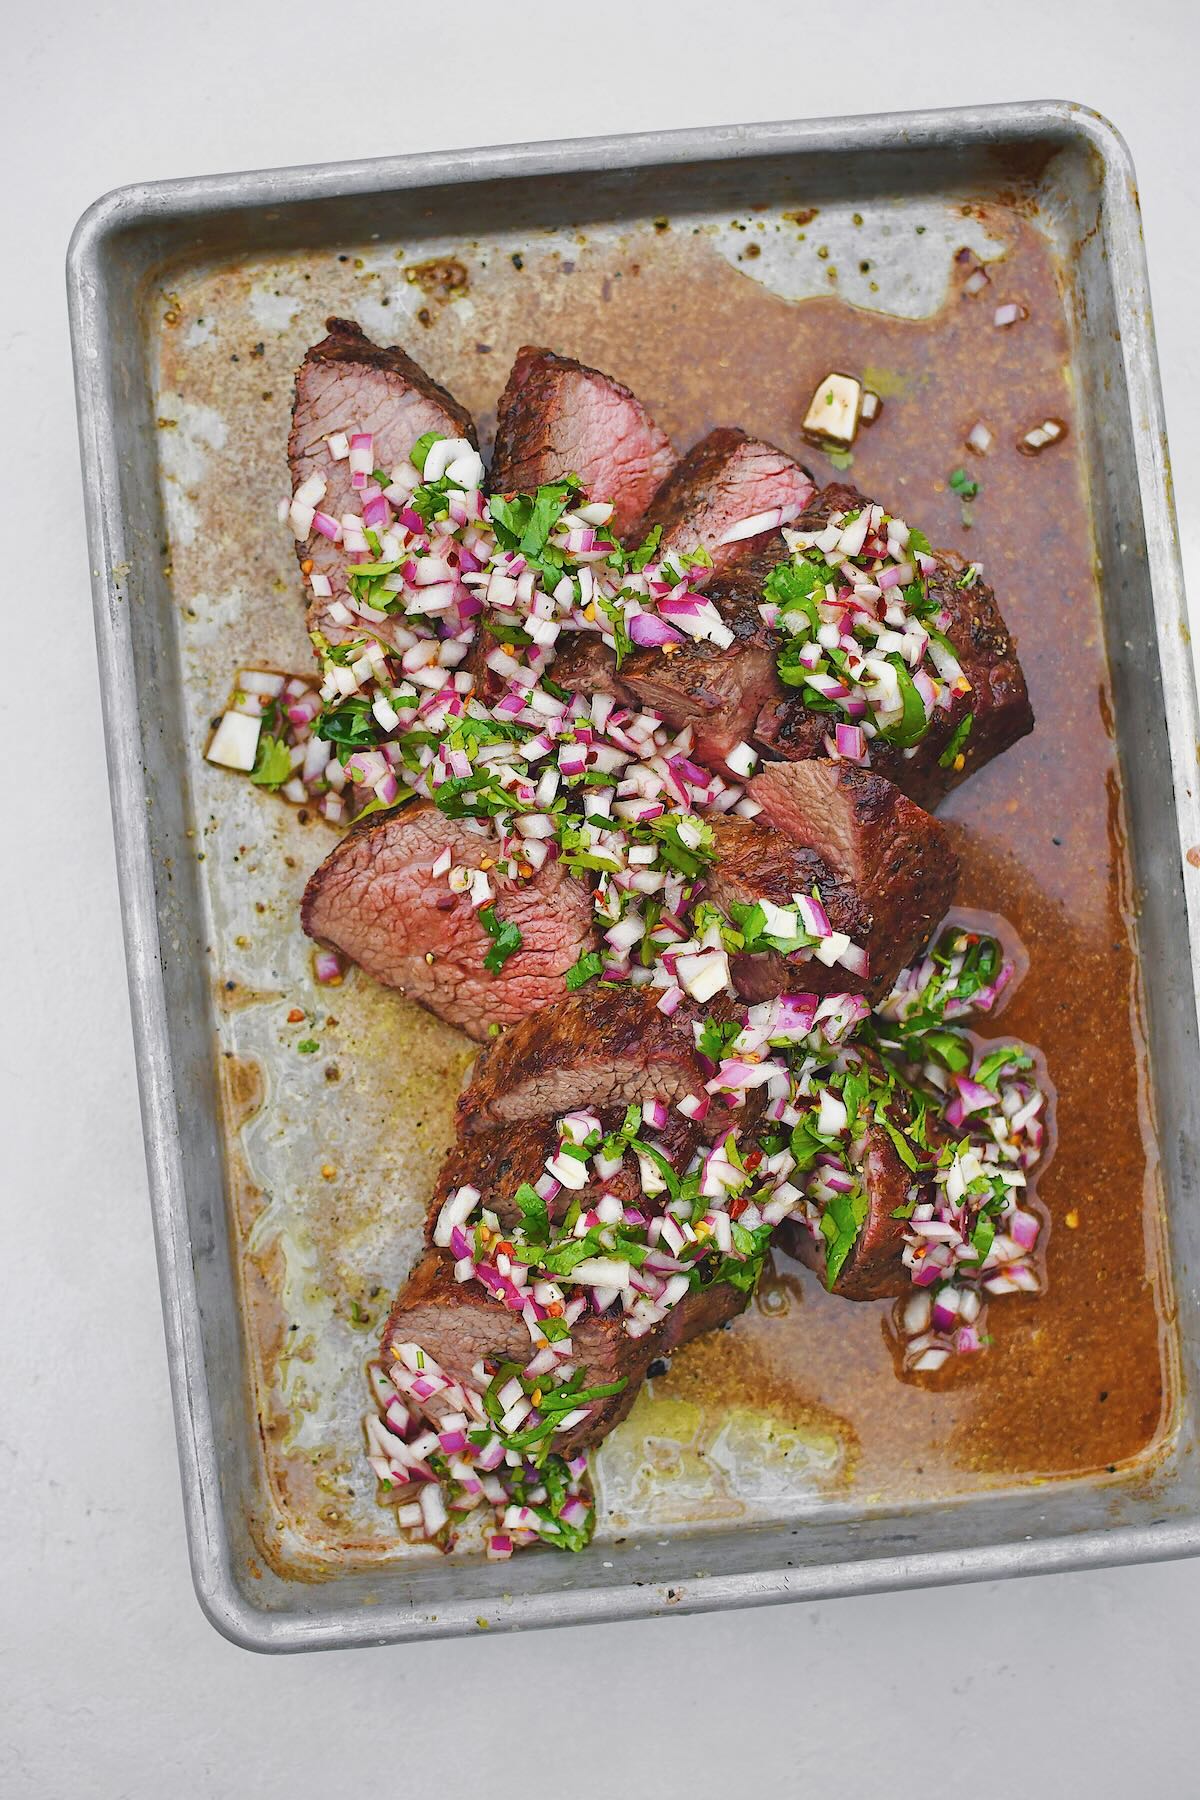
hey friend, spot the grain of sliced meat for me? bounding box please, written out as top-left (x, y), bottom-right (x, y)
top-left (381, 1251), bottom-right (642, 1452)
top-left (382, 1247), bottom-right (750, 1453)
top-left (741, 761), bottom-right (958, 995)
top-left (301, 801), bottom-right (594, 1040)
top-left (641, 426), bottom-right (815, 569)
top-left (289, 317), bottom-right (476, 616)
top-left (777, 1123), bottom-right (916, 1300)
top-left (490, 346), bottom-right (676, 538)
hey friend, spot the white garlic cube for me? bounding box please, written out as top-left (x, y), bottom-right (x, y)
top-left (802, 372), bottom-right (863, 449)
top-left (206, 710), bottom-right (262, 772)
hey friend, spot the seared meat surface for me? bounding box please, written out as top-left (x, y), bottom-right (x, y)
top-left (753, 483), bottom-right (1033, 806)
top-left (456, 985), bottom-right (742, 1134)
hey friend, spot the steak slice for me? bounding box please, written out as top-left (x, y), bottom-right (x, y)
top-left (777, 1123), bottom-right (916, 1301)
top-left (659, 1278), bottom-right (750, 1353)
top-left (704, 816), bottom-right (874, 1002)
top-left (430, 1107), bottom-right (700, 1238)
top-left (289, 316), bottom-right (476, 608)
top-left (744, 762), bottom-right (957, 993)
top-left (641, 427), bottom-right (815, 570)
top-left (753, 482), bottom-right (1033, 807)
top-left (490, 346), bottom-right (676, 539)
top-left (300, 801), bottom-right (594, 1040)
top-left (547, 536), bottom-right (785, 767)
top-left (381, 1251), bottom-right (643, 1452)
top-left (618, 535), bottom-right (785, 762)
top-left (457, 985), bottom-right (740, 1135)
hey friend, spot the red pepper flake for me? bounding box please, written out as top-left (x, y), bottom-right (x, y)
top-left (744, 1149), bottom-right (763, 1172)
top-left (286, 1007), bottom-right (305, 1023)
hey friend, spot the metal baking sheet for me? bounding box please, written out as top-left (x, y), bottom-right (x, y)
top-left (68, 104), bottom-right (1200, 1652)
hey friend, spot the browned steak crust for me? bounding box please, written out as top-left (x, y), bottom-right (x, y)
top-left (753, 482), bottom-right (1033, 807)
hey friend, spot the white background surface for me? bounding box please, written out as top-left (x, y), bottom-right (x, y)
top-left (3, 2), bottom-right (1198, 1793)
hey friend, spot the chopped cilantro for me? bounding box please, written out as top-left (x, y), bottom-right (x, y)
top-left (409, 431), bottom-right (442, 476)
top-left (297, 1038), bottom-right (319, 1055)
top-left (479, 905), bottom-right (523, 975)
top-left (512, 1182), bottom-right (550, 1244)
top-left (565, 950), bottom-right (605, 991)
top-left (973, 1046), bottom-right (1032, 1091)
top-left (938, 711), bottom-right (975, 769)
top-left (820, 1186), bottom-right (870, 1287)
top-left (948, 467), bottom-right (979, 499)
top-left (629, 523), bottom-right (663, 572)
top-left (879, 653), bottom-right (930, 748)
top-left (249, 733), bottom-right (294, 790)
top-left (968, 1214), bottom-right (996, 1264)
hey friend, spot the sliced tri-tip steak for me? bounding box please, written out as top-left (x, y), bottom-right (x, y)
top-left (300, 801), bottom-right (594, 1041)
top-left (732, 761), bottom-right (958, 1003)
top-left (456, 985), bottom-right (742, 1136)
top-left (640, 427), bottom-right (815, 570)
top-left (381, 1250), bottom-right (644, 1452)
top-left (430, 1107), bottom-right (701, 1238)
top-left (704, 815), bottom-right (873, 1002)
top-left (777, 1122), bottom-right (918, 1301)
top-left (383, 1248), bottom-right (752, 1454)
top-left (753, 482), bottom-right (1033, 808)
top-left (490, 346), bottom-right (676, 539)
top-left (550, 534), bottom-right (785, 768)
top-left (288, 317), bottom-right (476, 612)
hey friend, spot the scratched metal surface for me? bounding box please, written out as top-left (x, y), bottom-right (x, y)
top-left (70, 110), bottom-right (1200, 1645)
top-left (149, 187), bottom-right (1134, 1578)
top-left (156, 202), bottom-right (987, 1574)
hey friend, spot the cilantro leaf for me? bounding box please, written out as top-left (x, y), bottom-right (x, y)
top-left (479, 905), bottom-right (523, 975)
top-left (409, 431), bottom-right (442, 476)
top-left (565, 950), bottom-right (605, 992)
top-left (319, 697), bottom-right (383, 755)
top-left (820, 1186), bottom-right (870, 1288)
top-left (973, 1046), bottom-right (1032, 1091)
top-left (538, 1376), bottom-right (628, 1412)
top-left (629, 524), bottom-right (663, 572)
top-left (520, 481), bottom-right (577, 559)
top-left (642, 813), bottom-right (715, 881)
top-left (512, 1182), bottom-right (550, 1244)
top-left (766, 557), bottom-right (826, 631)
top-left (967, 1213), bottom-right (995, 1264)
top-left (250, 734), bottom-right (294, 789)
top-left (938, 711), bottom-right (975, 769)
top-left (949, 467), bottom-right (979, 499)
top-left (875, 1111), bottom-right (922, 1172)
top-left (879, 653), bottom-right (930, 748)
